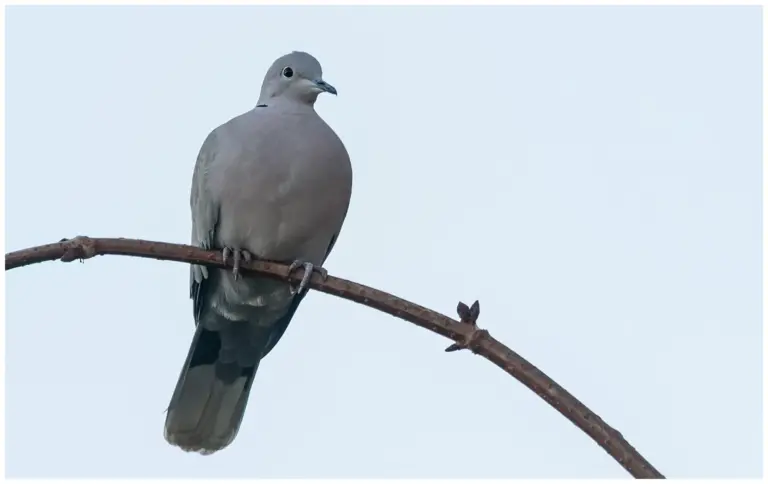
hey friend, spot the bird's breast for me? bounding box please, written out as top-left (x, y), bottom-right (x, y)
top-left (213, 117), bottom-right (352, 263)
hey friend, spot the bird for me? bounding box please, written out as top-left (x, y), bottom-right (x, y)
top-left (164, 51), bottom-right (353, 455)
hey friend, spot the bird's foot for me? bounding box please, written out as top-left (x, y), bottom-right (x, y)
top-left (222, 247), bottom-right (253, 280)
top-left (287, 260), bottom-right (327, 295)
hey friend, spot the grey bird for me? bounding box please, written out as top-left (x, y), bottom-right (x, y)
top-left (164, 51), bottom-right (353, 455)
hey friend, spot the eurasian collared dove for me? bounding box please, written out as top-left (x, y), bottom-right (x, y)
top-left (164, 51), bottom-right (353, 455)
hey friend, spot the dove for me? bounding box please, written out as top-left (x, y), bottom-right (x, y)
top-left (164, 51), bottom-right (352, 455)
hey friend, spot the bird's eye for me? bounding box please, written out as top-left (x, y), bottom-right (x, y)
top-left (282, 67), bottom-right (294, 78)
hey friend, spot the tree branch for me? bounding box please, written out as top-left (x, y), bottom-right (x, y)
top-left (5, 236), bottom-right (664, 478)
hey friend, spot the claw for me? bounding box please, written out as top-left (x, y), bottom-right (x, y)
top-left (221, 247), bottom-right (254, 280)
top-left (233, 250), bottom-right (242, 280)
top-left (287, 260), bottom-right (326, 295)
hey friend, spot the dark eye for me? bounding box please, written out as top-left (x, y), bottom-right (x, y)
top-left (282, 67), bottom-right (294, 78)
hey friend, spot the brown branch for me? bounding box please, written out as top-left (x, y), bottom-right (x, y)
top-left (5, 236), bottom-right (664, 478)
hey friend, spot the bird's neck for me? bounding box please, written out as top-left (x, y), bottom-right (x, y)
top-left (255, 96), bottom-right (317, 114)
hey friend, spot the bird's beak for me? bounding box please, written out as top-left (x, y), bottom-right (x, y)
top-left (313, 79), bottom-right (338, 96)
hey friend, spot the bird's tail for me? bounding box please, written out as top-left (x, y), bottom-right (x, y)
top-left (164, 325), bottom-right (260, 455)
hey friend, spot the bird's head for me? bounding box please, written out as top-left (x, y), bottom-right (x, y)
top-left (259, 51), bottom-right (337, 105)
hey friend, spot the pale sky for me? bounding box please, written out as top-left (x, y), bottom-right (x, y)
top-left (5, 5), bottom-right (763, 479)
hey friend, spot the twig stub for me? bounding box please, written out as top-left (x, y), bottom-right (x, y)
top-left (445, 299), bottom-right (488, 353)
top-left (58, 236), bottom-right (97, 263)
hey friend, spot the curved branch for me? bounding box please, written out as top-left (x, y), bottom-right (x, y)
top-left (5, 236), bottom-right (664, 478)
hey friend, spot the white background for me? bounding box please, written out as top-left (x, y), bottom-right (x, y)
top-left (5, 5), bottom-right (762, 478)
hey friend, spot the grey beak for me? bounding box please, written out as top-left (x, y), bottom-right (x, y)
top-left (314, 79), bottom-right (337, 95)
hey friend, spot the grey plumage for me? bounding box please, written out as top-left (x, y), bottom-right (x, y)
top-left (164, 51), bottom-right (352, 455)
